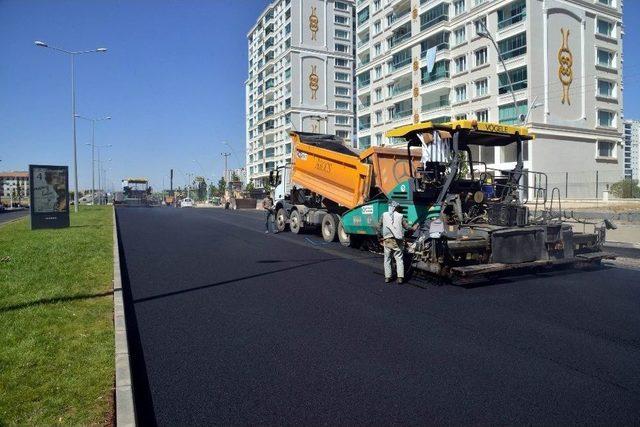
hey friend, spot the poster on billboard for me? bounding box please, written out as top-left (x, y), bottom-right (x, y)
top-left (29, 164), bottom-right (70, 229)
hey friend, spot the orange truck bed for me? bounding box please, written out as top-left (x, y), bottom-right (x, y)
top-left (290, 132), bottom-right (420, 210)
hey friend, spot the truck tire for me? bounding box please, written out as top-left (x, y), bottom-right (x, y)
top-left (338, 219), bottom-right (360, 248)
top-left (321, 213), bottom-right (339, 242)
top-left (290, 210), bottom-right (303, 234)
top-left (275, 208), bottom-right (287, 232)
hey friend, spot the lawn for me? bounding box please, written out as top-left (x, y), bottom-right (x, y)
top-left (0, 206), bottom-right (114, 425)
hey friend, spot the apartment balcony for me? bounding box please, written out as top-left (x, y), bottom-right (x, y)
top-left (358, 121), bottom-right (371, 131)
top-left (421, 68), bottom-right (450, 86)
top-left (357, 77), bottom-right (371, 89)
top-left (497, 10), bottom-right (526, 30)
top-left (389, 24), bottom-right (412, 49)
top-left (420, 6), bottom-right (448, 32)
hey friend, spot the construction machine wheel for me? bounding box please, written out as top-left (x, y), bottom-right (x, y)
top-left (338, 219), bottom-right (360, 248)
top-left (275, 208), bottom-right (288, 232)
top-left (321, 213), bottom-right (339, 242)
top-left (289, 210), bottom-right (304, 234)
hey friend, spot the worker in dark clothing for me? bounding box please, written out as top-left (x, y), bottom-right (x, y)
top-left (262, 195), bottom-right (277, 234)
top-left (377, 201), bottom-right (417, 284)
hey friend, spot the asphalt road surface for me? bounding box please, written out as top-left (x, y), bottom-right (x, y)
top-left (0, 209), bottom-right (28, 225)
top-left (116, 207), bottom-right (640, 425)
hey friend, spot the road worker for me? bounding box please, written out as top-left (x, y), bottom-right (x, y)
top-left (378, 201), bottom-right (417, 284)
top-left (262, 195), bottom-right (276, 234)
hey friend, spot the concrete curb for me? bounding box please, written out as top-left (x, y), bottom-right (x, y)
top-left (113, 208), bottom-right (136, 426)
top-left (603, 241), bottom-right (640, 259)
top-left (0, 212), bottom-right (29, 228)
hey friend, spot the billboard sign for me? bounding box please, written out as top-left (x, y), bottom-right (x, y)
top-left (29, 164), bottom-right (70, 229)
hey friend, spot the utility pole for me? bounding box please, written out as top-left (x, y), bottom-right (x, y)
top-left (221, 152), bottom-right (231, 183)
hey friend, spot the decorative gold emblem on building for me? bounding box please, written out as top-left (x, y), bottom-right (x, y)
top-left (412, 7), bottom-right (418, 20)
top-left (309, 65), bottom-right (319, 100)
top-left (309, 6), bottom-right (319, 41)
top-left (413, 86), bottom-right (419, 98)
top-left (413, 113), bottom-right (420, 124)
top-left (558, 28), bottom-right (573, 105)
top-left (412, 59), bottom-right (419, 71)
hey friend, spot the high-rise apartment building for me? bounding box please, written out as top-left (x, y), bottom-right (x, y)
top-left (354, 0), bottom-right (623, 197)
top-left (245, 0), bottom-right (356, 188)
top-left (623, 120), bottom-right (639, 180)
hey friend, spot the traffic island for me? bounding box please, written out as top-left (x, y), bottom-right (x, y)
top-left (0, 206), bottom-right (116, 425)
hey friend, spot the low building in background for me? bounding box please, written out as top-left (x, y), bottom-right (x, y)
top-left (0, 171), bottom-right (30, 203)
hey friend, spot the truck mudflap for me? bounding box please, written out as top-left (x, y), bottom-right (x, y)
top-left (448, 251), bottom-right (616, 284)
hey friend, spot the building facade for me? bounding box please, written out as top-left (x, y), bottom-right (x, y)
top-left (0, 171), bottom-right (30, 201)
top-left (245, 0), bottom-right (356, 188)
top-left (355, 0), bottom-right (623, 198)
top-left (623, 120), bottom-right (639, 180)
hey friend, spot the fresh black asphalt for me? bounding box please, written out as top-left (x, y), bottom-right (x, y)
top-left (115, 207), bottom-right (640, 425)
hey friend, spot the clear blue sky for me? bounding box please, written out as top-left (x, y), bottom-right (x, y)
top-left (1, 1), bottom-right (639, 191)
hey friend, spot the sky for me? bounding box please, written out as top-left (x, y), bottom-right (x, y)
top-left (1, 0), bottom-right (639, 192)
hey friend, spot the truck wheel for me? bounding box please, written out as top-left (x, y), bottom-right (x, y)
top-left (290, 210), bottom-right (303, 234)
top-left (276, 208), bottom-right (287, 232)
top-left (338, 220), bottom-right (360, 247)
top-left (321, 213), bottom-right (339, 242)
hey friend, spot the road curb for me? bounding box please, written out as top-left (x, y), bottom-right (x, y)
top-left (0, 212), bottom-right (28, 228)
top-left (603, 241), bottom-right (640, 259)
top-left (113, 208), bottom-right (136, 426)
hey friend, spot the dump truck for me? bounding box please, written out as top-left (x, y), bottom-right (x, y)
top-left (271, 120), bottom-right (614, 283)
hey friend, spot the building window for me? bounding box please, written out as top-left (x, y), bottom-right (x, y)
top-left (335, 43), bottom-right (349, 53)
top-left (374, 20), bottom-right (381, 35)
top-left (598, 110), bottom-right (615, 127)
top-left (374, 87), bottom-right (383, 102)
top-left (453, 26), bottom-right (466, 46)
top-left (475, 47), bottom-right (487, 66)
top-left (454, 55), bottom-right (466, 73)
top-left (375, 65), bottom-right (382, 79)
top-left (375, 133), bottom-right (383, 146)
top-left (498, 66), bottom-right (527, 94)
top-left (336, 115), bottom-right (350, 125)
top-left (597, 48), bottom-right (615, 67)
top-left (374, 43), bottom-right (382, 56)
top-left (357, 72), bottom-right (370, 88)
top-left (336, 130), bottom-right (350, 139)
top-left (454, 85), bottom-right (467, 102)
top-left (335, 72), bottom-right (350, 82)
top-left (375, 110), bottom-right (383, 124)
top-left (335, 58), bottom-right (349, 67)
top-left (336, 101), bottom-right (350, 110)
top-left (335, 29), bottom-right (349, 40)
top-left (358, 7), bottom-right (370, 26)
top-left (597, 140), bottom-right (615, 158)
top-left (420, 3), bottom-right (449, 32)
top-left (497, 0), bottom-right (526, 30)
top-left (335, 15), bottom-right (349, 25)
top-left (476, 109), bottom-right (489, 122)
top-left (453, 0), bottom-right (465, 16)
top-left (474, 17), bottom-right (486, 35)
top-left (598, 0), bottom-right (613, 7)
top-left (499, 100), bottom-right (527, 124)
top-left (455, 113), bottom-right (467, 120)
top-left (335, 1), bottom-right (348, 10)
top-left (597, 79), bottom-right (615, 98)
top-left (597, 19), bottom-right (614, 37)
top-left (373, 0), bottom-right (381, 12)
top-left (475, 79), bottom-right (488, 97)
top-left (498, 32), bottom-right (526, 60)
top-left (359, 136), bottom-right (371, 149)
top-left (335, 86), bottom-right (350, 96)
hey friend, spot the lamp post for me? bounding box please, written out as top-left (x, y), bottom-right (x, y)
top-left (77, 115), bottom-right (111, 204)
top-left (35, 41), bottom-right (107, 212)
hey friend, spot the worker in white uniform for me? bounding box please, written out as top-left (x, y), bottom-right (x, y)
top-left (378, 201), bottom-right (418, 284)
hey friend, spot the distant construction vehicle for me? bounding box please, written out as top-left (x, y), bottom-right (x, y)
top-left (121, 178), bottom-right (151, 207)
top-left (270, 120), bottom-right (614, 283)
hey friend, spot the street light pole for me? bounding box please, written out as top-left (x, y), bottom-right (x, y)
top-left (35, 41), bottom-right (107, 212)
top-left (78, 115), bottom-right (111, 204)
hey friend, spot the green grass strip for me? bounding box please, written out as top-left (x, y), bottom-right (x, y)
top-left (0, 206), bottom-right (114, 425)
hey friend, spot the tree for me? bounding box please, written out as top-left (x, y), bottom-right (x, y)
top-left (197, 180), bottom-right (207, 201)
top-left (208, 183), bottom-right (218, 198)
top-left (217, 177), bottom-right (227, 195)
top-left (245, 181), bottom-right (255, 193)
top-left (610, 178), bottom-right (640, 199)
top-left (231, 171), bottom-right (240, 182)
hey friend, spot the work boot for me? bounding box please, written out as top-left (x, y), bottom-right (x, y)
top-left (397, 277), bottom-right (404, 284)
top-left (385, 277), bottom-right (392, 284)
top-left (265, 230), bottom-right (269, 234)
